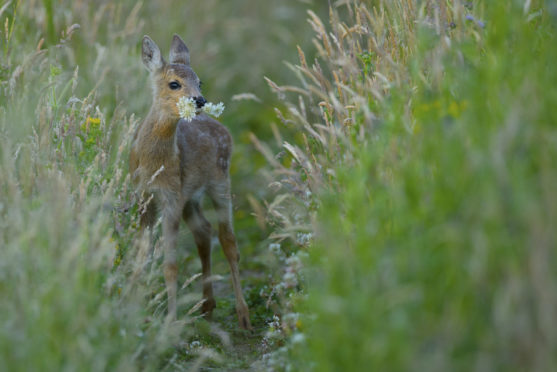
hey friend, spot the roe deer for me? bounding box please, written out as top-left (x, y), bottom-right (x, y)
top-left (129, 34), bottom-right (251, 330)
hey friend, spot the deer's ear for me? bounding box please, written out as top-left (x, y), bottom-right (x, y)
top-left (142, 35), bottom-right (164, 71)
top-left (169, 34), bottom-right (190, 65)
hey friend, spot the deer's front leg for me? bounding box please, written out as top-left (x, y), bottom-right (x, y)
top-left (162, 207), bottom-right (181, 321)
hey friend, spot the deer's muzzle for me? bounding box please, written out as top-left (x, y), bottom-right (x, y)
top-left (194, 96), bottom-right (207, 108)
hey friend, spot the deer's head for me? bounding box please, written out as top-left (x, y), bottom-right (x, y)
top-left (142, 34), bottom-right (206, 120)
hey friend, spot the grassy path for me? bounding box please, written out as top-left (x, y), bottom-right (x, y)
top-left (170, 231), bottom-right (273, 370)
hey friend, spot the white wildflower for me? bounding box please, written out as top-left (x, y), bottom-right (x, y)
top-left (282, 271), bottom-right (298, 288)
top-left (285, 255), bottom-right (303, 272)
top-left (177, 97), bottom-right (225, 121)
top-left (202, 101), bottom-right (225, 117)
top-left (282, 312), bottom-right (299, 326)
top-left (176, 96), bottom-right (197, 122)
top-left (296, 232), bottom-right (313, 246)
top-left (291, 333), bottom-right (305, 344)
top-left (268, 243), bottom-right (281, 255)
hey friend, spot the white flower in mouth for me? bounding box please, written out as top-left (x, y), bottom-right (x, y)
top-left (177, 97), bottom-right (226, 122)
top-left (202, 102), bottom-right (225, 118)
top-left (176, 96), bottom-right (197, 122)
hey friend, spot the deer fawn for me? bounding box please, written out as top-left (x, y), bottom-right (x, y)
top-left (129, 34), bottom-right (251, 330)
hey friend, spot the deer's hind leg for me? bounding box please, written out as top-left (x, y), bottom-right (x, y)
top-left (183, 200), bottom-right (216, 315)
top-left (160, 192), bottom-right (182, 322)
top-left (139, 194), bottom-right (158, 230)
top-left (209, 185), bottom-right (252, 330)
top-left (138, 195), bottom-right (158, 250)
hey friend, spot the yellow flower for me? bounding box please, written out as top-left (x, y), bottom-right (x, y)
top-left (447, 100), bottom-right (468, 118)
top-left (81, 117), bottom-right (101, 132)
top-left (88, 117), bottom-right (101, 126)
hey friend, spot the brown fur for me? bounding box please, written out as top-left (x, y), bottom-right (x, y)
top-left (129, 35), bottom-right (251, 330)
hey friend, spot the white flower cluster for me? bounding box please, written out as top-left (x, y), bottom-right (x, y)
top-left (176, 96), bottom-right (225, 122)
top-left (295, 232), bottom-right (313, 246)
top-left (202, 101), bottom-right (225, 117)
top-left (176, 97), bottom-right (197, 121)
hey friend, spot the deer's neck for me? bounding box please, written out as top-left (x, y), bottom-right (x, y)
top-left (138, 107), bottom-right (180, 169)
top-left (145, 106), bottom-right (178, 139)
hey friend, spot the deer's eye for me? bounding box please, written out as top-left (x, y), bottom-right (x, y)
top-left (169, 81), bottom-right (181, 90)
top-left (199, 80), bottom-right (203, 88)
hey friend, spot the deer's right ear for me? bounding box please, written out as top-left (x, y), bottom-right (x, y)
top-left (169, 34), bottom-right (190, 65)
top-left (142, 36), bottom-right (164, 71)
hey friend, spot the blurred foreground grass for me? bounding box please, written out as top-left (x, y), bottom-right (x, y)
top-left (258, 1), bottom-right (557, 371)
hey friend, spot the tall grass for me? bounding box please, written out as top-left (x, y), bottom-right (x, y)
top-left (3, 0), bottom-right (556, 370)
top-left (0, 0), bottom-right (330, 370)
top-left (0, 7), bottom-right (188, 368)
top-left (258, 0), bottom-right (557, 371)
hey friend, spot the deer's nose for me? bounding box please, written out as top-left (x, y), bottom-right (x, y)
top-left (194, 96), bottom-right (207, 108)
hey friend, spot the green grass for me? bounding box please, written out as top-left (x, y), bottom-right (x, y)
top-left (2, 0), bottom-right (556, 371)
top-left (257, 1), bottom-right (557, 371)
top-left (0, 0), bottom-right (326, 370)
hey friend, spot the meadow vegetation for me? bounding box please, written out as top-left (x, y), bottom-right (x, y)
top-left (1, 0), bottom-right (556, 371)
top-left (259, 1), bottom-right (557, 371)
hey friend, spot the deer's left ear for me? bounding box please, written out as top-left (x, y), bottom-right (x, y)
top-left (142, 35), bottom-right (164, 71)
top-left (169, 34), bottom-right (190, 65)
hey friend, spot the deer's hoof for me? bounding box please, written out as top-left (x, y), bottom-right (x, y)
top-left (202, 298), bottom-right (216, 317)
top-left (237, 307), bottom-right (253, 331)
